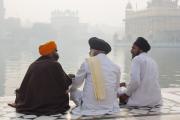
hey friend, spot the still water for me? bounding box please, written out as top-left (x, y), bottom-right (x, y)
top-left (0, 46), bottom-right (180, 96)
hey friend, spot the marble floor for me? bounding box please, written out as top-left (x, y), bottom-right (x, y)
top-left (0, 88), bottom-right (180, 120)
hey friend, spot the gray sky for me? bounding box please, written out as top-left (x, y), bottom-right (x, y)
top-left (4, 0), bottom-right (149, 26)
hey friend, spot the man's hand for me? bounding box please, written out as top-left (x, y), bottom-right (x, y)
top-left (68, 74), bottom-right (75, 79)
top-left (120, 82), bottom-right (126, 87)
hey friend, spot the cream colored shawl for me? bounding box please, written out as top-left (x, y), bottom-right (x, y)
top-left (87, 56), bottom-right (106, 101)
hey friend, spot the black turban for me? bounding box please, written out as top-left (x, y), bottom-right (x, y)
top-left (134, 37), bottom-right (151, 52)
top-left (88, 37), bottom-right (111, 54)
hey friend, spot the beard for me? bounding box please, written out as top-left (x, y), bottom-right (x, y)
top-left (132, 51), bottom-right (141, 59)
top-left (89, 51), bottom-right (95, 57)
top-left (132, 54), bottom-right (136, 59)
top-left (52, 53), bottom-right (59, 61)
top-left (89, 49), bottom-right (96, 57)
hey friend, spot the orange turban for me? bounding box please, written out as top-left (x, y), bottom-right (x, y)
top-left (39, 41), bottom-right (57, 56)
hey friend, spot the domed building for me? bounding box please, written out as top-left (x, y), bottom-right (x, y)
top-left (124, 0), bottom-right (180, 46)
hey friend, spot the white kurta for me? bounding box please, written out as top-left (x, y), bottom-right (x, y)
top-left (126, 52), bottom-right (162, 107)
top-left (70, 53), bottom-right (120, 115)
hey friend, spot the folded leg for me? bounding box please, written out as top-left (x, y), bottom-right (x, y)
top-left (70, 89), bottom-right (83, 106)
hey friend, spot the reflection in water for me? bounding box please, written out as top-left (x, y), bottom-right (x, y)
top-left (0, 47), bottom-right (180, 96)
top-left (4, 52), bottom-right (34, 96)
top-left (0, 55), bottom-right (5, 95)
top-left (112, 47), bottom-right (131, 82)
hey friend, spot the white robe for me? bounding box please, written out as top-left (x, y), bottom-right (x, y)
top-left (70, 53), bottom-right (121, 115)
top-left (125, 52), bottom-right (162, 107)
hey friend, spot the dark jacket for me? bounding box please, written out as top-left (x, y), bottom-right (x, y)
top-left (15, 56), bottom-right (72, 115)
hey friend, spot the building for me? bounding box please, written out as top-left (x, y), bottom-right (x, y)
top-left (124, 0), bottom-right (180, 45)
top-left (0, 0), bottom-right (5, 21)
top-left (50, 10), bottom-right (88, 42)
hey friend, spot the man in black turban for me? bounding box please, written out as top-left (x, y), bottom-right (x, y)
top-left (70, 37), bottom-right (121, 115)
top-left (88, 37), bottom-right (111, 55)
top-left (118, 37), bottom-right (162, 107)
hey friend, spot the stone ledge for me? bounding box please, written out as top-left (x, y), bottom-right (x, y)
top-left (0, 88), bottom-right (180, 120)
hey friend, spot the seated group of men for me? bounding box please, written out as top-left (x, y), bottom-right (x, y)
top-left (8, 37), bottom-right (162, 116)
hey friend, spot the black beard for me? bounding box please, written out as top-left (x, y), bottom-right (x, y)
top-left (53, 53), bottom-right (59, 61)
top-left (132, 52), bottom-right (141, 59)
top-left (132, 54), bottom-right (136, 59)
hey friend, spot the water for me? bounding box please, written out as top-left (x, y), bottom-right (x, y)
top-left (0, 46), bottom-right (180, 96)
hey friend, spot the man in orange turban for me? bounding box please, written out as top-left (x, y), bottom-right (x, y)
top-left (9, 41), bottom-right (72, 115)
top-left (39, 41), bottom-right (57, 56)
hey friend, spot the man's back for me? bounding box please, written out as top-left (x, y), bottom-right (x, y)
top-left (82, 54), bottom-right (120, 113)
top-left (15, 56), bottom-right (72, 115)
top-left (71, 53), bottom-right (120, 115)
top-left (127, 53), bottom-right (162, 107)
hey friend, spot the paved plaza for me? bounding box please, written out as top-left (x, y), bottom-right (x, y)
top-left (0, 88), bottom-right (180, 120)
